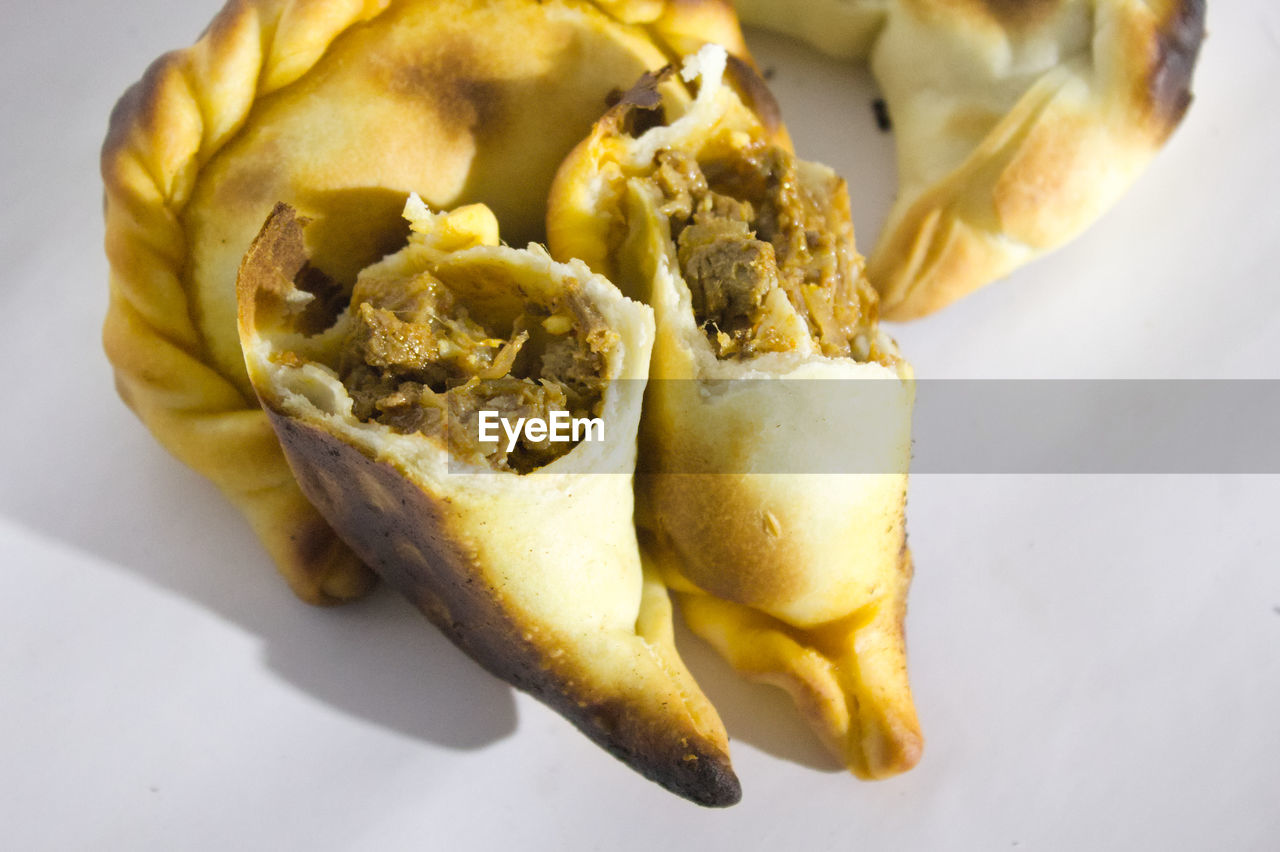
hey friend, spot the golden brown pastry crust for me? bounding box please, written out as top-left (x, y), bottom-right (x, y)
top-left (734, 0), bottom-right (888, 58)
top-left (101, 0), bottom-right (748, 603)
top-left (236, 200), bottom-right (740, 806)
top-left (736, 0), bottom-right (1205, 319)
top-left (548, 47), bottom-right (921, 778)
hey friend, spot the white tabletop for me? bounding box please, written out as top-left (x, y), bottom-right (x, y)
top-left (2, 2), bottom-right (1277, 849)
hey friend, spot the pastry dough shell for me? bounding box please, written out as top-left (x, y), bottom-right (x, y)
top-left (101, 0), bottom-right (746, 603)
top-left (235, 199), bottom-right (740, 806)
top-left (548, 47), bottom-right (922, 778)
top-left (736, 0), bottom-right (1206, 319)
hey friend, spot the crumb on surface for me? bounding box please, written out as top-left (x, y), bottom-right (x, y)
top-left (872, 98), bottom-right (891, 132)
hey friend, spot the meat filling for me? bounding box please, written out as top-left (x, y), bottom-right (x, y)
top-left (651, 141), bottom-right (886, 361)
top-left (335, 270), bottom-right (614, 473)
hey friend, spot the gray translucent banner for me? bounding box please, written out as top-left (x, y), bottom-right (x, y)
top-left (910, 380), bottom-right (1280, 474)
top-left (447, 380), bottom-right (1280, 474)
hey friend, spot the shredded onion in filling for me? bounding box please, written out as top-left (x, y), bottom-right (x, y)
top-left (334, 270), bottom-right (614, 473)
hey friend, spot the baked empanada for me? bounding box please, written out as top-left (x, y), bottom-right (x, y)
top-left (548, 46), bottom-right (921, 778)
top-left (101, 0), bottom-right (747, 603)
top-left (736, 0), bottom-right (1205, 319)
top-left (236, 196), bottom-right (740, 806)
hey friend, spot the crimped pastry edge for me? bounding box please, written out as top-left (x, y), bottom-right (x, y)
top-left (101, 0), bottom-right (751, 603)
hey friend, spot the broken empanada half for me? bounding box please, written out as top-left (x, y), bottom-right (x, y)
top-left (236, 196), bottom-right (739, 806)
top-left (736, 0), bottom-right (1206, 319)
top-left (548, 46), bottom-right (921, 778)
top-left (101, 0), bottom-right (747, 604)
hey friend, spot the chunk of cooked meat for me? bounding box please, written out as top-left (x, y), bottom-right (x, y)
top-left (677, 216), bottom-right (778, 343)
top-left (651, 143), bottom-right (886, 361)
top-left (336, 270), bottom-right (614, 473)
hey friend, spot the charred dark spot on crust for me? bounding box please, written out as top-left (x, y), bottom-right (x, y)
top-left (245, 203), bottom-right (310, 281)
top-left (625, 102), bottom-right (668, 137)
top-left (1146, 0), bottom-right (1206, 136)
top-left (608, 73), bottom-right (668, 137)
top-left (101, 49), bottom-right (183, 181)
top-left (606, 67), bottom-right (675, 137)
top-left (266, 413), bottom-right (741, 806)
top-left (616, 69), bottom-right (667, 112)
top-left (239, 203), bottom-right (358, 335)
top-left (237, 204), bottom-right (315, 333)
top-left (385, 38), bottom-right (503, 139)
top-left (243, 205), bottom-right (339, 321)
top-left (586, 700), bottom-right (742, 807)
top-left (290, 516), bottom-right (340, 571)
top-left (102, 77), bottom-right (145, 177)
top-left (722, 54), bottom-right (783, 138)
top-left (288, 515), bottom-right (376, 605)
top-left (294, 263), bottom-right (347, 336)
top-left (270, 413), bottom-right (511, 637)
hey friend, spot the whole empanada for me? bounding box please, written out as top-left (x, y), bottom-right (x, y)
top-left (101, 0), bottom-right (746, 603)
top-left (236, 196), bottom-right (740, 805)
top-left (736, 0), bottom-right (1205, 319)
top-left (549, 46), bottom-right (921, 778)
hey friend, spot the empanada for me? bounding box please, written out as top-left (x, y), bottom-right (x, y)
top-left (736, 0), bottom-right (1206, 319)
top-left (101, 0), bottom-right (747, 603)
top-left (236, 196), bottom-right (740, 806)
top-left (548, 46), bottom-right (921, 778)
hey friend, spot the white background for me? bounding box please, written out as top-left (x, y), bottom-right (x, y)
top-left (2, 2), bottom-right (1277, 849)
